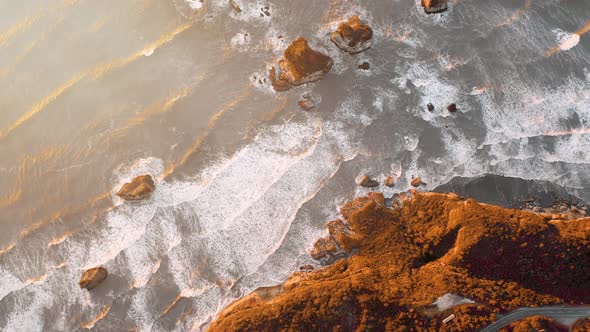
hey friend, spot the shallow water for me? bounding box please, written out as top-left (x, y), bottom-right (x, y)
top-left (0, 0), bottom-right (589, 330)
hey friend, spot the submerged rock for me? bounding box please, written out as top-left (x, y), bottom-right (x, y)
top-left (276, 37), bottom-right (333, 87)
top-left (359, 175), bottom-right (379, 187)
top-left (79, 267), bottom-right (108, 290)
top-left (330, 16), bottom-right (373, 54)
top-left (421, 0), bottom-right (448, 14)
top-left (116, 175), bottom-right (155, 201)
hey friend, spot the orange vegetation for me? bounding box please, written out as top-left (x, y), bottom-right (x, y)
top-left (572, 317), bottom-right (590, 332)
top-left (209, 192), bottom-right (589, 331)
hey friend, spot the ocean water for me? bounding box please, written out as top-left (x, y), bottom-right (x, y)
top-left (0, 0), bottom-right (588, 330)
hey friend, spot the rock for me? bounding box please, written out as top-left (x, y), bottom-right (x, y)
top-left (358, 62), bottom-right (370, 70)
top-left (276, 37), bottom-right (333, 87)
top-left (533, 207), bottom-right (542, 213)
top-left (411, 177), bottom-right (425, 187)
top-left (385, 176), bottom-right (395, 187)
top-left (427, 103), bottom-right (435, 112)
top-left (229, 0), bottom-right (241, 13)
top-left (447, 103), bottom-right (457, 112)
top-left (269, 66), bottom-right (292, 91)
top-left (298, 99), bottom-right (315, 111)
top-left (330, 16), bottom-right (373, 54)
top-left (299, 265), bottom-right (314, 272)
top-left (359, 175), bottom-right (379, 188)
top-left (79, 267), bottom-right (108, 290)
top-left (116, 175), bottom-right (155, 201)
top-left (421, 0), bottom-right (448, 14)
top-left (310, 238), bottom-right (338, 260)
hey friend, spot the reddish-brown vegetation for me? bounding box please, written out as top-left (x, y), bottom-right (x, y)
top-left (209, 192), bottom-right (590, 332)
top-left (572, 317), bottom-right (590, 332)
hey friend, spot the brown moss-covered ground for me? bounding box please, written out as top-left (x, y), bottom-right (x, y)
top-left (498, 315), bottom-right (568, 332)
top-left (209, 192), bottom-right (590, 332)
top-left (572, 317), bottom-right (590, 331)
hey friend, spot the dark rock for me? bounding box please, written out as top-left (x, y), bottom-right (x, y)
top-left (299, 265), bottom-right (314, 272)
top-left (421, 0), bottom-right (448, 14)
top-left (447, 103), bottom-right (457, 112)
top-left (330, 16), bottom-right (373, 54)
top-left (359, 175), bottom-right (379, 188)
top-left (427, 103), bottom-right (435, 112)
top-left (116, 175), bottom-right (155, 201)
top-left (433, 174), bottom-right (589, 210)
top-left (358, 62), bottom-right (370, 70)
top-left (80, 267), bottom-right (108, 290)
top-left (277, 37), bottom-right (333, 86)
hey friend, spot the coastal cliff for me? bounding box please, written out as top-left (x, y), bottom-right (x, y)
top-left (209, 192), bottom-right (589, 331)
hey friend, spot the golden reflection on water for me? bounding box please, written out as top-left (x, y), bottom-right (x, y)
top-left (0, 22), bottom-right (194, 141)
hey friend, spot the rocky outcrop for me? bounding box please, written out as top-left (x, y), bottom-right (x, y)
top-left (411, 177), bottom-right (425, 187)
top-left (116, 175), bottom-right (155, 201)
top-left (330, 16), bottom-right (373, 54)
top-left (359, 175), bottom-right (379, 187)
top-left (421, 0), bottom-right (448, 14)
top-left (79, 267), bottom-right (108, 290)
top-left (270, 38), bottom-right (333, 91)
top-left (209, 192), bottom-right (589, 331)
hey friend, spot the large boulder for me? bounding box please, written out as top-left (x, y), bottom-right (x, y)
top-left (330, 16), bottom-right (373, 54)
top-left (276, 37), bottom-right (333, 88)
top-left (116, 175), bottom-right (155, 201)
top-left (421, 0), bottom-right (448, 14)
top-left (79, 267), bottom-right (108, 290)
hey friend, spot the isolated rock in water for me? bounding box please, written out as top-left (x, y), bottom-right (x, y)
top-left (421, 0), bottom-right (448, 14)
top-left (330, 16), bottom-right (373, 54)
top-left (229, 0), bottom-right (241, 13)
top-left (358, 62), bottom-right (370, 70)
top-left (298, 99), bottom-right (315, 111)
top-left (447, 103), bottom-right (458, 112)
top-left (411, 177), bottom-right (425, 187)
top-left (427, 102), bottom-right (435, 112)
top-left (116, 175), bottom-right (155, 200)
top-left (385, 176), bottom-right (395, 187)
top-left (360, 175), bottom-right (379, 188)
top-left (278, 37), bottom-right (333, 86)
top-left (79, 267), bottom-right (108, 290)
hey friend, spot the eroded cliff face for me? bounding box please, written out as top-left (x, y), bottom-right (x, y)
top-left (209, 192), bottom-right (590, 332)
